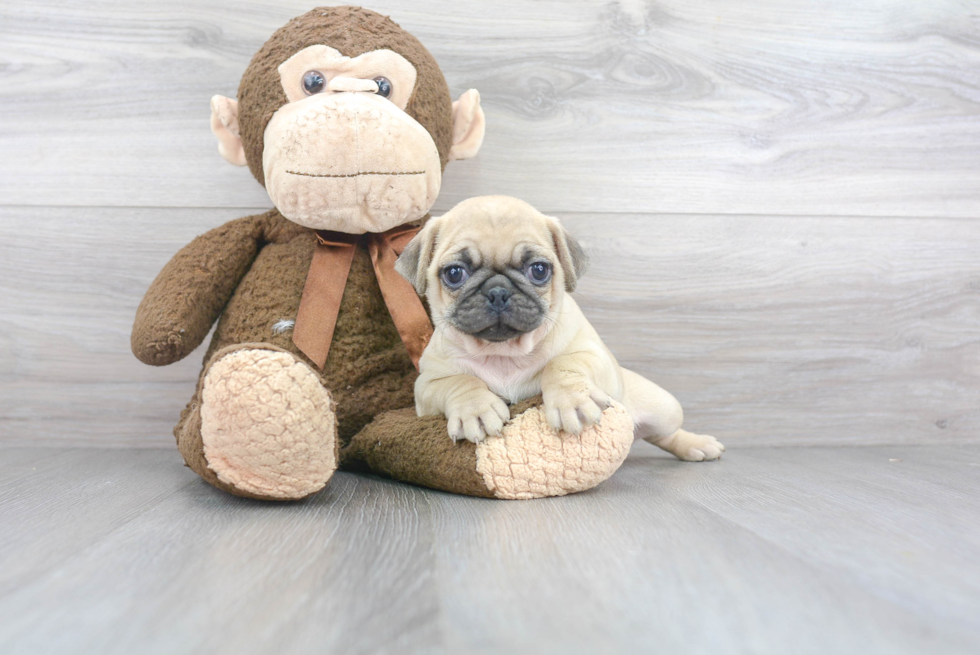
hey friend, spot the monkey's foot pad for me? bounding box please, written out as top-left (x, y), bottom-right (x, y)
top-left (200, 349), bottom-right (337, 499)
top-left (476, 401), bottom-right (634, 500)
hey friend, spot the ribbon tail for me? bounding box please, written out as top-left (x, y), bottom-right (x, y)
top-left (293, 242), bottom-right (356, 369)
top-left (369, 235), bottom-right (434, 371)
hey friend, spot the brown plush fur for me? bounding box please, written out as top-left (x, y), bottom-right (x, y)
top-left (343, 409), bottom-right (495, 498)
top-left (238, 6), bottom-right (454, 185)
top-left (134, 209), bottom-right (418, 446)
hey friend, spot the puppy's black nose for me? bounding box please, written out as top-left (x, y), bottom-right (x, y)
top-left (485, 286), bottom-right (512, 311)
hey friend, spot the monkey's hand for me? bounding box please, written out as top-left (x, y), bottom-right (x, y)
top-left (542, 376), bottom-right (612, 435)
top-left (132, 216), bottom-right (262, 366)
top-left (445, 388), bottom-right (510, 444)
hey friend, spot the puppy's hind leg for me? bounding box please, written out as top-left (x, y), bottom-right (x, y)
top-left (621, 368), bottom-right (725, 461)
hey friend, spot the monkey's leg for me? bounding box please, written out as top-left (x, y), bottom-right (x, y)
top-left (175, 344), bottom-right (339, 500)
top-left (342, 397), bottom-right (635, 500)
top-left (621, 368), bottom-right (725, 461)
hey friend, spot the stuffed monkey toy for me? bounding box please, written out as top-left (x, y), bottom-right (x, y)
top-left (132, 6), bottom-right (636, 501)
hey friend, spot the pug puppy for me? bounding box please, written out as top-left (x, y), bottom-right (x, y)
top-left (395, 196), bottom-right (724, 462)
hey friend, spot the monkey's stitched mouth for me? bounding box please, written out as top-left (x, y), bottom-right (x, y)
top-left (285, 170), bottom-right (425, 178)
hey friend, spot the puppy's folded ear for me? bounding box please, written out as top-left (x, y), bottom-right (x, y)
top-left (547, 218), bottom-right (589, 292)
top-left (396, 219), bottom-right (440, 296)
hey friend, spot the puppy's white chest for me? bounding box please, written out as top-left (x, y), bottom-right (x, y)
top-left (457, 356), bottom-right (543, 403)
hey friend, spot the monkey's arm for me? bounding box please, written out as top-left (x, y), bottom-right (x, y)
top-left (132, 216), bottom-right (263, 366)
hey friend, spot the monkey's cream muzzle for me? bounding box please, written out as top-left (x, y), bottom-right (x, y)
top-left (263, 91), bottom-right (442, 234)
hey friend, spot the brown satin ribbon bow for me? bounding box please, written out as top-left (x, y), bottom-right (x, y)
top-left (292, 225), bottom-right (432, 371)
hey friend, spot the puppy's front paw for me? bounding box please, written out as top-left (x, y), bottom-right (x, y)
top-left (543, 381), bottom-right (612, 435)
top-left (652, 429), bottom-right (725, 461)
top-left (446, 390), bottom-right (510, 444)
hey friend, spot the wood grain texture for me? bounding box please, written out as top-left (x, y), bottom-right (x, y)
top-left (1, 205), bottom-right (977, 447)
top-left (1, 444), bottom-right (978, 654)
top-left (575, 211), bottom-right (980, 445)
top-left (1, 1), bottom-right (978, 448)
top-left (1, 0), bottom-right (979, 216)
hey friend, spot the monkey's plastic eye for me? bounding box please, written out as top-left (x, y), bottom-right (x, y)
top-left (526, 262), bottom-right (552, 285)
top-left (373, 76), bottom-right (392, 98)
top-left (302, 70), bottom-right (326, 95)
top-left (441, 264), bottom-right (469, 288)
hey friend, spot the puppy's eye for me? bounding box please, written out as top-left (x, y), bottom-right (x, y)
top-left (441, 264), bottom-right (469, 288)
top-left (526, 262), bottom-right (552, 285)
top-left (302, 70), bottom-right (326, 95)
top-left (373, 76), bottom-right (392, 98)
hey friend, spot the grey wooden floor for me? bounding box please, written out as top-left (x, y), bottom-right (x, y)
top-left (1, 444), bottom-right (978, 654)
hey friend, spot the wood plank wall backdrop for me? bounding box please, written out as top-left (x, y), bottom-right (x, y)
top-left (1, 0), bottom-right (978, 447)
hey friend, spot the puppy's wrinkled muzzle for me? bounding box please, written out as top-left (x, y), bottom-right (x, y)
top-left (450, 274), bottom-right (544, 342)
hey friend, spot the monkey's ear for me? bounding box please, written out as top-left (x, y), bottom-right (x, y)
top-left (448, 89), bottom-right (486, 161)
top-left (547, 218), bottom-right (589, 292)
top-left (395, 219), bottom-right (440, 296)
top-left (210, 95), bottom-right (248, 167)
